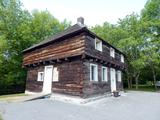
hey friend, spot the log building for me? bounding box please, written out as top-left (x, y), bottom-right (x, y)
top-left (23, 17), bottom-right (126, 98)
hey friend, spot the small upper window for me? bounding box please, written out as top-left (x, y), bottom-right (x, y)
top-left (95, 38), bottom-right (102, 51)
top-left (37, 72), bottom-right (44, 81)
top-left (90, 64), bottom-right (98, 81)
top-left (121, 54), bottom-right (124, 63)
top-left (110, 47), bottom-right (115, 58)
top-left (102, 67), bottom-right (108, 82)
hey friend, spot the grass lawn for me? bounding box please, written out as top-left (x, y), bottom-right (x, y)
top-left (125, 85), bottom-right (156, 92)
top-left (0, 93), bottom-right (27, 101)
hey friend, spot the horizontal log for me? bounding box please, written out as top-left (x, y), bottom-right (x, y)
top-left (24, 40), bottom-right (85, 61)
top-left (23, 47), bottom-right (85, 65)
top-left (23, 36), bottom-right (84, 59)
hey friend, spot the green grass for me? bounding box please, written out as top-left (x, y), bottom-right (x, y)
top-left (125, 85), bottom-right (156, 92)
top-left (0, 93), bottom-right (26, 99)
top-left (0, 93), bottom-right (27, 101)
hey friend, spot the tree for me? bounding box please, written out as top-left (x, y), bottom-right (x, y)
top-left (92, 13), bottom-right (146, 89)
top-left (141, 0), bottom-right (160, 88)
top-left (91, 22), bottom-right (128, 47)
top-left (30, 10), bottom-right (70, 42)
top-left (0, 0), bottom-right (71, 94)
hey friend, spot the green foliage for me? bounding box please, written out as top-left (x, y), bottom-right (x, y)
top-left (92, 0), bottom-right (160, 89)
top-left (0, 0), bottom-right (70, 94)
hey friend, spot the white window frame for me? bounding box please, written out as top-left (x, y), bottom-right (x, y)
top-left (121, 54), bottom-right (124, 63)
top-left (95, 38), bottom-right (102, 52)
top-left (110, 47), bottom-right (115, 58)
top-left (52, 67), bottom-right (59, 82)
top-left (102, 66), bottom-right (108, 82)
top-left (37, 72), bottom-right (44, 81)
top-left (90, 63), bottom-right (98, 81)
top-left (117, 70), bottom-right (122, 82)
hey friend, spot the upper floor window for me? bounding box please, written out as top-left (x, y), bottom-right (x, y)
top-left (90, 63), bottom-right (98, 81)
top-left (110, 47), bottom-right (115, 58)
top-left (95, 38), bottom-right (102, 52)
top-left (37, 72), bottom-right (44, 81)
top-left (121, 54), bottom-right (124, 63)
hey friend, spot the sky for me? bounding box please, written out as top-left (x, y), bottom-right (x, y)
top-left (20, 0), bottom-right (148, 26)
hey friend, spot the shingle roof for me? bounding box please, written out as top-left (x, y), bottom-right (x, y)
top-left (23, 23), bottom-right (125, 55)
top-left (23, 24), bottom-right (86, 52)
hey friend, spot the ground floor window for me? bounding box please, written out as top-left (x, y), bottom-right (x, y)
top-left (53, 67), bottom-right (59, 82)
top-left (37, 72), bottom-right (44, 81)
top-left (102, 66), bottom-right (108, 81)
top-left (90, 63), bottom-right (98, 81)
top-left (117, 70), bottom-right (122, 82)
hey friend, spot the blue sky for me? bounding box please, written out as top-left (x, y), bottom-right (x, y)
top-left (21, 0), bottom-right (148, 26)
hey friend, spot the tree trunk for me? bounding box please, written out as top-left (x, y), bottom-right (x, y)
top-left (135, 73), bottom-right (140, 90)
top-left (130, 77), bottom-right (133, 88)
top-left (152, 68), bottom-right (157, 89)
top-left (126, 71), bottom-right (131, 88)
top-left (127, 77), bottom-right (130, 88)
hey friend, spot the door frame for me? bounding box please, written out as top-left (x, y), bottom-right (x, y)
top-left (110, 68), bottom-right (116, 92)
top-left (42, 65), bottom-right (53, 93)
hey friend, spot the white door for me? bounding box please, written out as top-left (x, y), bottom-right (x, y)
top-left (42, 65), bottom-right (53, 93)
top-left (110, 68), bottom-right (116, 92)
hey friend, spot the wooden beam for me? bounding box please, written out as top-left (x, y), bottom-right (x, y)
top-left (57, 59), bottom-right (61, 63)
top-left (33, 63), bottom-right (37, 67)
top-left (81, 54), bottom-right (86, 59)
top-left (49, 60), bottom-right (55, 64)
top-left (100, 60), bottom-right (103, 63)
top-left (89, 59), bottom-right (93, 62)
top-left (95, 59), bottom-right (98, 62)
top-left (65, 57), bottom-right (69, 61)
top-left (42, 61), bottom-right (46, 65)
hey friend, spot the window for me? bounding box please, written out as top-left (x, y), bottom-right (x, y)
top-left (110, 47), bottom-right (115, 58)
top-left (37, 72), bottom-right (44, 81)
top-left (53, 67), bottom-right (59, 82)
top-left (121, 54), bottom-right (124, 63)
top-left (95, 38), bottom-right (102, 51)
top-left (117, 70), bottom-right (122, 82)
top-left (90, 64), bottom-right (98, 81)
top-left (102, 67), bottom-right (108, 81)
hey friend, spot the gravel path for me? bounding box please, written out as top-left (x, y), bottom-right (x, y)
top-left (0, 91), bottom-right (160, 120)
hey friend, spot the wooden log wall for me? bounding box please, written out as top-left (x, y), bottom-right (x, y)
top-left (26, 66), bottom-right (44, 92)
top-left (23, 34), bottom-right (85, 66)
top-left (52, 60), bottom-right (84, 96)
top-left (25, 60), bottom-right (85, 96)
top-left (82, 61), bottom-right (111, 97)
top-left (84, 35), bottom-right (125, 70)
top-left (82, 61), bottom-right (124, 97)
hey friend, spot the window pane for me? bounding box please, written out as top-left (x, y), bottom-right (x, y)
top-left (95, 38), bottom-right (102, 51)
top-left (37, 72), bottom-right (44, 81)
top-left (53, 67), bottom-right (59, 82)
top-left (40, 73), bottom-right (43, 81)
top-left (91, 66), bottom-right (94, 81)
top-left (103, 68), bottom-right (105, 80)
top-left (90, 64), bottom-right (98, 81)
